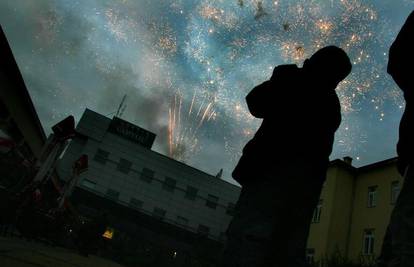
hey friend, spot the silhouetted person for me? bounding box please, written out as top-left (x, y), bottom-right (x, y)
top-left (77, 212), bottom-right (108, 256)
top-left (378, 11), bottom-right (414, 267)
top-left (221, 46), bottom-right (351, 267)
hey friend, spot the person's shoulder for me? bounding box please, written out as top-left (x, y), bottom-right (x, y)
top-left (407, 10), bottom-right (414, 23)
top-left (272, 64), bottom-right (298, 74)
top-left (271, 64), bottom-right (299, 81)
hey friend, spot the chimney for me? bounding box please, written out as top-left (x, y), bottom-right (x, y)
top-left (343, 156), bottom-right (353, 165)
top-left (215, 169), bottom-right (223, 179)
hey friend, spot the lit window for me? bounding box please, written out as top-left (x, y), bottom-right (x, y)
top-left (368, 186), bottom-right (378, 208)
top-left (81, 179), bottom-right (96, 190)
top-left (117, 158), bottom-right (132, 174)
top-left (306, 248), bottom-right (315, 264)
top-left (185, 186), bottom-right (198, 200)
top-left (102, 227), bottom-right (114, 239)
top-left (106, 189), bottom-right (120, 201)
top-left (153, 207), bottom-right (166, 220)
top-left (363, 229), bottom-right (375, 255)
top-left (176, 216), bottom-right (188, 227)
top-left (129, 198), bottom-right (143, 209)
top-left (140, 168), bottom-right (154, 183)
top-left (163, 177), bottom-right (176, 192)
top-left (197, 224), bottom-right (210, 236)
top-left (206, 194), bottom-right (219, 209)
top-left (391, 181), bottom-right (400, 205)
top-left (226, 203), bottom-right (236, 216)
top-left (94, 149), bottom-right (109, 164)
top-left (312, 200), bottom-right (323, 223)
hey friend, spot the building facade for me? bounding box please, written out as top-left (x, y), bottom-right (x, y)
top-left (0, 26), bottom-right (46, 192)
top-left (57, 109), bottom-right (241, 266)
top-left (307, 157), bottom-right (402, 264)
top-left (0, 26), bottom-right (46, 159)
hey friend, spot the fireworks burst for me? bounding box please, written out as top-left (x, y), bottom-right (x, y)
top-left (168, 90), bottom-right (217, 161)
top-left (43, 0), bottom-right (410, 167)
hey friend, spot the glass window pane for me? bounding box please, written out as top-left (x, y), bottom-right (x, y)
top-left (176, 216), bottom-right (188, 227)
top-left (141, 168), bottom-right (154, 183)
top-left (106, 189), bottom-right (120, 201)
top-left (206, 194), bottom-right (219, 209)
top-left (226, 203), bottom-right (236, 216)
top-left (153, 207), bottom-right (166, 220)
top-left (129, 198), bottom-right (143, 209)
top-left (82, 179), bottom-right (96, 190)
top-left (391, 181), bottom-right (400, 204)
top-left (185, 186), bottom-right (198, 200)
top-left (197, 224), bottom-right (210, 236)
top-left (94, 149), bottom-right (109, 164)
top-left (117, 158), bottom-right (132, 174)
top-left (163, 177), bottom-right (176, 192)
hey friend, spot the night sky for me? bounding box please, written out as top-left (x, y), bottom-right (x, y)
top-left (1, 1), bottom-right (413, 184)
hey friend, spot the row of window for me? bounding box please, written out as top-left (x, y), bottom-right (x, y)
top-left (92, 149), bottom-right (236, 215)
top-left (152, 207), bottom-right (211, 236)
top-left (82, 179), bottom-right (215, 237)
top-left (306, 228), bottom-right (376, 264)
top-left (311, 181), bottom-right (401, 224)
top-left (367, 181), bottom-right (400, 208)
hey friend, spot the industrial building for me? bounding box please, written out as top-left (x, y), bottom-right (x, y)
top-left (57, 109), bottom-right (240, 266)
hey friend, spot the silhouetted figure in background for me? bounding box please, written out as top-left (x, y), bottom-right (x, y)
top-left (378, 11), bottom-right (414, 267)
top-left (221, 46), bottom-right (351, 267)
top-left (77, 212), bottom-right (108, 257)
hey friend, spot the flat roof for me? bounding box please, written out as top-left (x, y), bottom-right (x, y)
top-left (82, 108), bottom-right (241, 189)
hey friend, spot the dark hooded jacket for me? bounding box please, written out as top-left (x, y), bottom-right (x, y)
top-left (232, 64), bottom-right (342, 185)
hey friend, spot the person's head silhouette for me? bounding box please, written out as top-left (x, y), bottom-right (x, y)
top-left (303, 46), bottom-right (352, 88)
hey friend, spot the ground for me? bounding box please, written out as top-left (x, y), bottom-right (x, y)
top-left (0, 236), bottom-right (124, 267)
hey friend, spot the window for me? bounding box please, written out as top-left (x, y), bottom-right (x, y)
top-left (391, 181), bottom-right (400, 205)
top-left (163, 177), bottom-right (176, 192)
top-left (363, 229), bottom-right (375, 255)
top-left (129, 198), bottom-right (143, 209)
top-left (197, 224), bottom-right (210, 236)
top-left (206, 194), bottom-right (219, 209)
top-left (117, 158), bottom-right (132, 174)
top-left (153, 207), bottom-right (166, 220)
top-left (176, 216), bottom-right (188, 227)
top-left (81, 179), bottom-right (96, 190)
top-left (368, 186), bottom-right (378, 208)
top-left (312, 200), bottom-right (323, 223)
top-left (306, 248), bottom-right (315, 264)
top-left (140, 168), bottom-right (154, 183)
top-left (226, 203), bottom-right (236, 216)
top-left (94, 149), bottom-right (109, 164)
top-left (102, 227), bottom-right (115, 240)
top-left (185, 186), bottom-right (198, 200)
top-left (106, 189), bottom-right (120, 201)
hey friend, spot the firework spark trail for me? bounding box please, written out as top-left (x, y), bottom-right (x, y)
top-left (188, 90), bottom-right (196, 117)
top-left (168, 107), bottom-right (173, 156)
top-left (197, 101), bottom-right (213, 129)
top-left (168, 89), bottom-right (217, 161)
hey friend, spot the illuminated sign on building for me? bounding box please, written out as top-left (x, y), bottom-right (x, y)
top-left (108, 117), bottom-right (156, 148)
